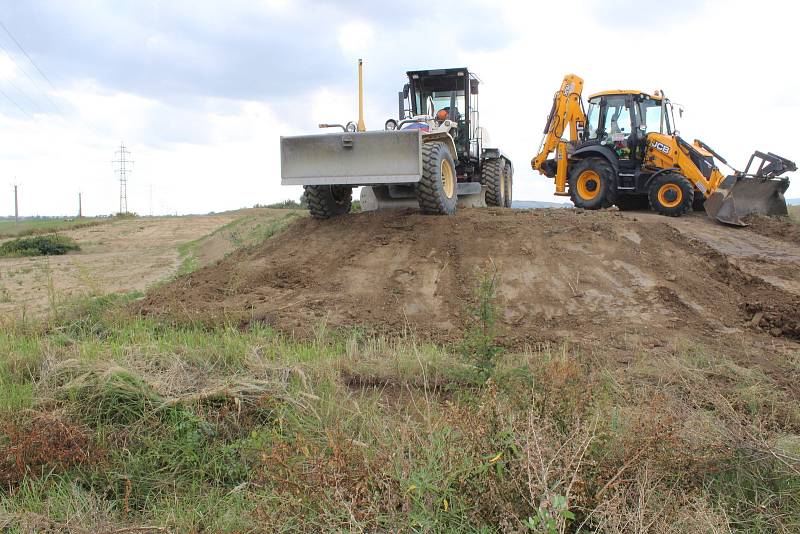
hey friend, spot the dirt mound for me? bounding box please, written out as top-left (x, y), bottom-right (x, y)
top-left (743, 214), bottom-right (800, 245)
top-left (138, 209), bottom-right (800, 347)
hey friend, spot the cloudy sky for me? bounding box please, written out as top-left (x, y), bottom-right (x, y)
top-left (0, 0), bottom-right (798, 216)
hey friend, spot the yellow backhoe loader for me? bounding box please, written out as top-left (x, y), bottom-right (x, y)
top-left (531, 74), bottom-right (794, 225)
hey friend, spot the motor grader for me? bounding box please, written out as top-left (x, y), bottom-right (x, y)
top-left (531, 74), bottom-right (794, 225)
top-left (280, 61), bottom-right (513, 218)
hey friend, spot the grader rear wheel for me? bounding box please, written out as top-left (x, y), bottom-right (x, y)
top-left (483, 158), bottom-right (507, 207)
top-left (503, 162), bottom-right (513, 208)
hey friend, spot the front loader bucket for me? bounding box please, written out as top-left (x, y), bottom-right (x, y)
top-left (704, 175), bottom-right (790, 226)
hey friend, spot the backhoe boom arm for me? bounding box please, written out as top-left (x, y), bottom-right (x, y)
top-left (531, 74), bottom-right (586, 195)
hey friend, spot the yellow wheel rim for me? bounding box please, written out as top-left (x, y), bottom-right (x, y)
top-left (657, 183), bottom-right (683, 208)
top-left (576, 170), bottom-right (601, 201)
top-left (441, 159), bottom-right (455, 199)
top-left (500, 168), bottom-right (506, 199)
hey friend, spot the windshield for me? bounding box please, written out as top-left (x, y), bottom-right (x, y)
top-left (638, 97), bottom-right (671, 134)
top-left (411, 75), bottom-right (466, 120)
top-left (415, 90), bottom-right (465, 119)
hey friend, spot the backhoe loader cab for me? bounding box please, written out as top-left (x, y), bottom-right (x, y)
top-left (531, 74), bottom-right (793, 225)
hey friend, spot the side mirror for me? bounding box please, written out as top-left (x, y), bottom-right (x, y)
top-left (470, 78), bottom-right (479, 95)
top-left (402, 84), bottom-right (410, 98)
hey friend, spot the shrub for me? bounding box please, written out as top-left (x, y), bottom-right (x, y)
top-left (460, 266), bottom-right (502, 378)
top-left (0, 234), bottom-right (80, 257)
top-left (0, 413), bottom-right (96, 491)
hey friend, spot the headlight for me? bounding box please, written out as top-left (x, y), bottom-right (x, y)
top-left (345, 121), bottom-right (357, 133)
top-left (384, 119), bottom-right (398, 131)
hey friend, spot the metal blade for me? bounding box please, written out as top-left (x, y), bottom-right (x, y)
top-left (704, 175), bottom-right (790, 226)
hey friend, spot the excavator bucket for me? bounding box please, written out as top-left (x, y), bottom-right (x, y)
top-left (704, 151), bottom-right (795, 226)
top-left (704, 175), bottom-right (790, 226)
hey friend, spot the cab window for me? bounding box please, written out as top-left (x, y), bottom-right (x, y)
top-left (585, 101), bottom-right (600, 139)
top-left (638, 97), bottom-right (669, 134)
top-left (602, 96), bottom-right (631, 140)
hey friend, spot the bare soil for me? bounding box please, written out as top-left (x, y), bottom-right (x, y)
top-left (138, 209), bottom-right (800, 362)
top-left (742, 213), bottom-right (800, 245)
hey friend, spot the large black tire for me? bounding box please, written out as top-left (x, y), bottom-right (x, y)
top-left (503, 161), bottom-right (513, 208)
top-left (304, 185), bottom-right (353, 219)
top-left (615, 195), bottom-right (650, 211)
top-left (568, 157), bottom-right (617, 209)
top-left (482, 158), bottom-right (506, 207)
top-left (417, 142), bottom-right (458, 215)
top-left (648, 173), bottom-right (694, 217)
top-left (692, 193), bottom-right (706, 212)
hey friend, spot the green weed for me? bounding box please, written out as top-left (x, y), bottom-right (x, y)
top-left (0, 235), bottom-right (80, 257)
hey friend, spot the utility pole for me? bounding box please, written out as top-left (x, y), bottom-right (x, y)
top-left (78, 192), bottom-right (82, 218)
top-left (13, 183), bottom-right (18, 226)
top-left (112, 142), bottom-right (133, 215)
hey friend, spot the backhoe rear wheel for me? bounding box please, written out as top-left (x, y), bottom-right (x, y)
top-left (417, 141), bottom-right (458, 215)
top-left (482, 158), bottom-right (507, 207)
top-left (304, 185), bottom-right (353, 219)
top-left (568, 157), bottom-right (616, 209)
top-left (503, 161), bottom-right (513, 208)
top-left (648, 173), bottom-right (694, 217)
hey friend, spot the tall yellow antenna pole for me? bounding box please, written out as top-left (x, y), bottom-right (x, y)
top-left (357, 59), bottom-right (366, 132)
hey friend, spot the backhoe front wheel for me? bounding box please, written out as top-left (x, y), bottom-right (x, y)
top-left (417, 141), bottom-right (457, 215)
top-left (304, 185), bottom-right (353, 219)
top-left (482, 158), bottom-right (509, 207)
top-left (648, 173), bottom-right (694, 217)
top-left (568, 158), bottom-right (616, 209)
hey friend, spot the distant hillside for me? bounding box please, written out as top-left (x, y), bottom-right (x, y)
top-left (511, 200), bottom-right (572, 209)
top-left (787, 198), bottom-right (800, 206)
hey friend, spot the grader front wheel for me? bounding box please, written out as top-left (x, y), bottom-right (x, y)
top-left (304, 185), bottom-right (353, 219)
top-left (416, 142), bottom-right (458, 215)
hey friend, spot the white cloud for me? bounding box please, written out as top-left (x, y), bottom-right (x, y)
top-left (337, 21), bottom-right (374, 56)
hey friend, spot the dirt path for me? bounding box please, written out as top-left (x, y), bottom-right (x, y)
top-left (633, 211), bottom-right (800, 296)
top-left (0, 213), bottom-right (242, 315)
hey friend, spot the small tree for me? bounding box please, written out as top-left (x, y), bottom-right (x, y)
top-left (461, 264), bottom-right (502, 379)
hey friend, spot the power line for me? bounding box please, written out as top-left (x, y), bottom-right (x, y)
top-left (0, 84), bottom-right (32, 119)
top-left (0, 19), bottom-right (59, 93)
top-left (0, 19), bottom-right (106, 138)
top-left (0, 40), bottom-right (61, 114)
top-left (0, 60), bottom-right (43, 114)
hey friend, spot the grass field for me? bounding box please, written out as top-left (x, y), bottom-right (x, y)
top-left (1, 290), bottom-right (799, 532)
top-left (0, 217), bottom-right (111, 238)
top-left (790, 205), bottom-right (799, 223)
